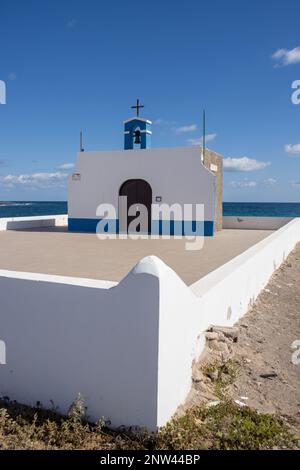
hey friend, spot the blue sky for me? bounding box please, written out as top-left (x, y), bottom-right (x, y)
top-left (0, 0), bottom-right (300, 202)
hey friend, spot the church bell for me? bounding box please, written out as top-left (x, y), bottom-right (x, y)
top-left (134, 130), bottom-right (141, 144)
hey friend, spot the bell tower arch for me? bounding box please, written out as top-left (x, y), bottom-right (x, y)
top-left (124, 99), bottom-right (152, 150)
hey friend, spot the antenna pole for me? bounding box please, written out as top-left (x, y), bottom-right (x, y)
top-left (201, 109), bottom-right (206, 162)
top-left (80, 131), bottom-right (84, 152)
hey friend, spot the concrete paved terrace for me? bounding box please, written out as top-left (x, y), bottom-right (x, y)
top-left (0, 228), bottom-right (273, 285)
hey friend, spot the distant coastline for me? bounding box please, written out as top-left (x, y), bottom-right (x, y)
top-left (0, 201), bottom-right (300, 218)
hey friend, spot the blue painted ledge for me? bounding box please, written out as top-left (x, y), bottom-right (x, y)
top-left (68, 218), bottom-right (214, 236)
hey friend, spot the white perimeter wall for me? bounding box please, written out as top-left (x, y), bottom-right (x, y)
top-left (68, 147), bottom-right (215, 221)
top-left (0, 268), bottom-right (160, 430)
top-left (155, 218), bottom-right (300, 425)
top-left (1, 218), bottom-right (300, 430)
top-left (223, 216), bottom-right (294, 230)
top-left (0, 215), bottom-right (67, 231)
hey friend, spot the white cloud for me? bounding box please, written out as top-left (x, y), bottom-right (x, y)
top-left (229, 177), bottom-right (277, 189)
top-left (153, 118), bottom-right (177, 127)
top-left (187, 133), bottom-right (217, 146)
top-left (8, 73), bottom-right (16, 81)
top-left (284, 143), bottom-right (300, 156)
top-left (229, 180), bottom-right (258, 188)
top-left (58, 163), bottom-right (75, 170)
top-left (291, 180), bottom-right (300, 187)
top-left (261, 178), bottom-right (277, 187)
top-left (174, 124), bottom-right (197, 134)
top-left (271, 46), bottom-right (300, 66)
top-left (0, 172), bottom-right (68, 190)
top-left (66, 18), bottom-right (78, 29)
top-left (223, 157), bottom-right (271, 172)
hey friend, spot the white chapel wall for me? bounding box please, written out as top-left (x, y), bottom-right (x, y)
top-left (68, 147), bottom-right (215, 222)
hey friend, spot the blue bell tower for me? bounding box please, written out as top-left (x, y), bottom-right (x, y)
top-left (124, 99), bottom-right (152, 150)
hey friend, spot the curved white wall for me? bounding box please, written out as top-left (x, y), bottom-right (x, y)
top-left (1, 219), bottom-right (300, 430)
top-left (0, 266), bottom-right (160, 430)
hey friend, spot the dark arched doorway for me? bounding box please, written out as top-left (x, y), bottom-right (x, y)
top-left (119, 179), bottom-right (152, 233)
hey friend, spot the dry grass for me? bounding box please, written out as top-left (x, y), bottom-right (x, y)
top-left (0, 395), bottom-right (298, 450)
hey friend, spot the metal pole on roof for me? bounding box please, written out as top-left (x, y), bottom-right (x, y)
top-left (80, 131), bottom-right (84, 152)
top-left (201, 109), bottom-right (206, 162)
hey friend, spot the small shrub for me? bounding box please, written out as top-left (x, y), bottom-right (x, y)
top-left (156, 401), bottom-right (299, 450)
top-left (0, 397), bottom-right (298, 450)
top-left (68, 393), bottom-right (86, 423)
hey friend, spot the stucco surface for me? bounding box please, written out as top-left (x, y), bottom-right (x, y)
top-left (68, 147), bottom-right (216, 223)
top-left (203, 149), bottom-right (223, 231)
top-left (0, 228), bottom-right (273, 285)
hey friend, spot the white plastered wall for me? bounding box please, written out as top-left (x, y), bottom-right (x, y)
top-left (1, 219), bottom-right (300, 430)
top-left (223, 216), bottom-right (293, 230)
top-left (0, 215), bottom-right (67, 231)
top-left (68, 147), bottom-right (215, 221)
top-left (0, 267), bottom-right (160, 430)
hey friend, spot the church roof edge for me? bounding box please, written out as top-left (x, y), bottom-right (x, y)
top-left (123, 117), bottom-right (152, 125)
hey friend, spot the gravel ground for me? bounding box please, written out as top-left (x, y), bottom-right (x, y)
top-left (184, 242), bottom-right (300, 437)
top-left (228, 242), bottom-right (300, 431)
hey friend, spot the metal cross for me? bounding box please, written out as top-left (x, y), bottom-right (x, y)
top-left (131, 98), bottom-right (144, 117)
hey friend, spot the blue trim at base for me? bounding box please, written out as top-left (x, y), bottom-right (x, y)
top-left (151, 220), bottom-right (214, 236)
top-left (68, 218), bottom-right (214, 236)
top-left (68, 218), bottom-right (119, 233)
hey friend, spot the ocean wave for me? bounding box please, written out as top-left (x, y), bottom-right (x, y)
top-left (0, 202), bottom-right (33, 207)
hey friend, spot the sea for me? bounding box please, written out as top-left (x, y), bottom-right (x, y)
top-left (0, 201), bottom-right (300, 218)
top-left (0, 201), bottom-right (68, 218)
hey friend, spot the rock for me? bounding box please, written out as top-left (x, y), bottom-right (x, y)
top-left (217, 333), bottom-right (226, 343)
top-left (260, 373), bottom-right (278, 380)
top-left (206, 400), bottom-right (220, 407)
top-left (193, 369), bottom-right (204, 383)
top-left (221, 351), bottom-right (231, 362)
top-left (205, 332), bottom-right (219, 341)
top-left (234, 399), bottom-right (247, 407)
top-left (208, 339), bottom-right (218, 350)
top-left (211, 326), bottom-right (239, 342)
top-left (207, 369), bottom-right (219, 381)
top-left (211, 350), bottom-right (224, 360)
top-left (209, 340), bottom-right (230, 355)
